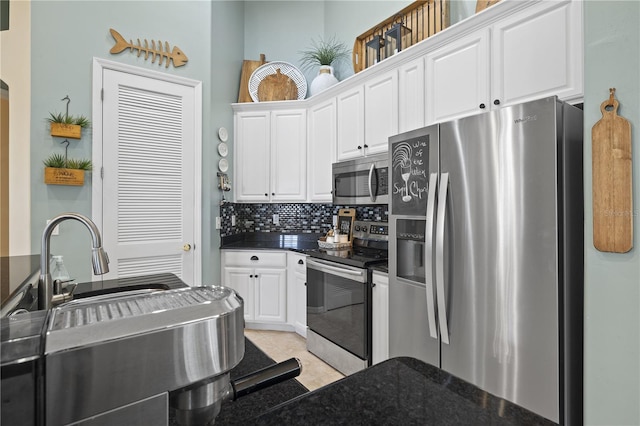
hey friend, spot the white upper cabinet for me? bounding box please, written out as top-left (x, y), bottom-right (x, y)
top-left (398, 57), bottom-right (426, 133)
top-left (234, 111), bottom-right (271, 202)
top-left (234, 107), bottom-right (306, 202)
top-left (364, 70), bottom-right (398, 155)
top-left (491, 0), bottom-right (583, 107)
top-left (271, 109), bottom-right (307, 202)
top-left (426, 29), bottom-right (491, 124)
top-left (426, 0), bottom-right (582, 124)
top-left (336, 86), bottom-right (365, 161)
top-left (307, 98), bottom-right (337, 202)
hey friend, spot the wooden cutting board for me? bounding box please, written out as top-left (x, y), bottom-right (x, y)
top-left (257, 69), bottom-right (298, 102)
top-left (592, 93), bottom-right (633, 253)
top-left (237, 54), bottom-right (266, 103)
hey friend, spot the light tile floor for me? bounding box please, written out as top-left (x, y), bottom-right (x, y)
top-left (245, 329), bottom-right (344, 391)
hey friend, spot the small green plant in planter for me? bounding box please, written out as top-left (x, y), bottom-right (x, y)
top-left (43, 153), bottom-right (92, 186)
top-left (299, 36), bottom-right (350, 96)
top-left (47, 112), bottom-right (91, 139)
top-left (299, 36), bottom-right (350, 71)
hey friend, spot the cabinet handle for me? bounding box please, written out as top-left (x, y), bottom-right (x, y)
top-left (494, 99), bottom-right (500, 106)
top-left (254, 274), bottom-right (258, 278)
top-left (298, 259), bottom-right (304, 265)
top-left (304, 282), bottom-right (307, 286)
top-left (479, 103), bottom-right (486, 109)
top-left (363, 144), bottom-right (368, 148)
top-left (357, 145), bottom-right (362, 150)
top-left (271, 192), bottom-right (275, 196)
top-left (264, 193), bottom-right (268, 197)
top-left (250, 255), bottom-right (259, 261)
top-left (250, 274), bottom-right (254, 278)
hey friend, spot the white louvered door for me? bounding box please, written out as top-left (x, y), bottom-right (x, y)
top-left (98, 67), bottom-right (198, 284)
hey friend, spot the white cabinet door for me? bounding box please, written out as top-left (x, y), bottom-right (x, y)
top-left (425, 29), bottom-right (491, 125)
top-left (287, 253), bottom-right (307, 337)
top-left (235, 111), bottom-right (270, 202)
top-left (372, 271), bottom-right (389, 365)
top-left (254, 268), bottom-right (287, 323)
top-left (398, 57), bottom-right (425, 133)
top-left (336, 86), bottom-right (365, 161)
top-left (223, 266), bottom-right (255, 321)
top-left (271, 109), bottom-right (307, 202)
top-left (307, 98), bottom-right (336, 202)
top-left (364, 70), bottom-right (398, 155)
top-left (491, 0), bottom-right (583, 107)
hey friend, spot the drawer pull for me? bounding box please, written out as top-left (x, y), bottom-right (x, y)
top-left (250, 255), bottom-right (259, 261)
top-left (298, 259), bottom-right (304, 265)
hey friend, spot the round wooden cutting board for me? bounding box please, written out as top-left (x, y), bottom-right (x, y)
top-left (257, 69), bottom-right (299, 102)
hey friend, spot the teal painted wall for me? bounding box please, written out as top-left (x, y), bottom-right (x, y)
top-left (30, 1), bottom-right (244, 283)
top-left (243, 1), bottom-right (411, 92)
top-left (583, 2), bottom-right (640, 424)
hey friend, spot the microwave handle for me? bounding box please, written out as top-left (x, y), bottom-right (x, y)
top-left (368, 164), bottom-right (376, 202)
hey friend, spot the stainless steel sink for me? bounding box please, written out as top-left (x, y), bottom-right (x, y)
top-left (72, 282), bottom-right (172, 299)
top-left (44, 285), bottom-right (245, 425)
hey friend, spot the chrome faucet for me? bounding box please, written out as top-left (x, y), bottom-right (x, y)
top-left (38, 213), bottom-right (110, 310)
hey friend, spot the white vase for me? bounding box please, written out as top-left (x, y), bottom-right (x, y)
top-left (309, 65), bottom-right (339, 96)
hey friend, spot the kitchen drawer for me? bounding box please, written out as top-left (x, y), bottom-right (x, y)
top-left (222, 250), bottom-right (287, 268)
top-left (288, 253), bottom-right (307, 274)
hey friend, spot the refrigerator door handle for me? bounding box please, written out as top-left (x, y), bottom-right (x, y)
top-left (368, 164), bottom-right (376, 202)
top-left (436, 172), bottom-right (450, 344)
top-left (425, 172), bottom-right (439, 339)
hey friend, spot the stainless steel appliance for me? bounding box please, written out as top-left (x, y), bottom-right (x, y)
top-left (388, 96), bottom-right (583, 425)
top-left (332, 153), bottom-right (389, 205)
top-left (2, 285), bottom-right (301, 426)
top-left (306, 221), bottom-right (388, 375)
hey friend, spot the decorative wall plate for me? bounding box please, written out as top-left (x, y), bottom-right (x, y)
top-left (218, 127), bottom-right (228, 142)
top-left (218, 158), bottom-right (229, 172)
top-left (217, 142), bottom-right (228, 157)
top-left (248, 61), bottom-right (307, 102)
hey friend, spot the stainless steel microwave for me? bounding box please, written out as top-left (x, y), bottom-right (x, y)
top-left (332, 153), bottom-right (389, 205)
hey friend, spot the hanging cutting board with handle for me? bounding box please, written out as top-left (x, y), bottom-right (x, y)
top-left (237, 54), bottom-right (266, 103)
top-left (257, 69), bottom-right (299, 102)
top-left (592, 94), bottom-right (633, 253)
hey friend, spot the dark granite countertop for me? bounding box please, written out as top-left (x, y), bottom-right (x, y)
top-left (221, 233), bottom-right (321, 253)
top-left (250, 357), bottom-right (556, 425)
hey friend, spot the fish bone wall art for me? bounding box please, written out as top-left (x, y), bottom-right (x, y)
top-left (109, 28), bottom-right (188, 68)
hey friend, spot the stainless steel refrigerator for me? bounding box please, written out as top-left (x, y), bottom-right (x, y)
top-left (388, 96), bottom-right (583, 425)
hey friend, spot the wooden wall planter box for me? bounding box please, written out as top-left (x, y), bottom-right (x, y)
top-left (44, 167), bottom-right (85, 186)
top-left (50, 123), bottom-right (82, 139)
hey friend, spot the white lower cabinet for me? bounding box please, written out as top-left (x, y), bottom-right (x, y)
top-left (287, 252), bottom-right (307, 337)
top-left (221, 250), bottom-right (287, 328)
top-left (372, 270), bottom-right (389, 365)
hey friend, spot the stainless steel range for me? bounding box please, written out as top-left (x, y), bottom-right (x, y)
top-left (305, 221), bottom-right (388, 376)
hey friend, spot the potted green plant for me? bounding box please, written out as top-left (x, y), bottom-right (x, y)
top-left (299, 36), bottom-right (350, 96)
top-left (47, 112), bottom-right (91, 139)
top-left (43, 153), bottom-right (92, 186)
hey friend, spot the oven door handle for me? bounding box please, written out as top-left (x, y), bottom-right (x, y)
top-left (306, 258), bottom-right (366, 282)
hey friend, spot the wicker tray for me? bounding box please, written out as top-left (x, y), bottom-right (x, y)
top-left (317, 240), bottom-right (351, 250)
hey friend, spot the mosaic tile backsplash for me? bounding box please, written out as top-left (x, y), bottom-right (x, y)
top-left (219, 203), bottom-right (388, 237)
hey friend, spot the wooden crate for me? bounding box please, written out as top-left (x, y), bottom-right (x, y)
top-left (44, 167), bottom-right (85, 186)
top-left (353, 0), bottom-right (450, 73)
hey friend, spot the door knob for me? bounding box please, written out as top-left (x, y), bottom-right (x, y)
top-left (182, 243), bottom-right (192, 251)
